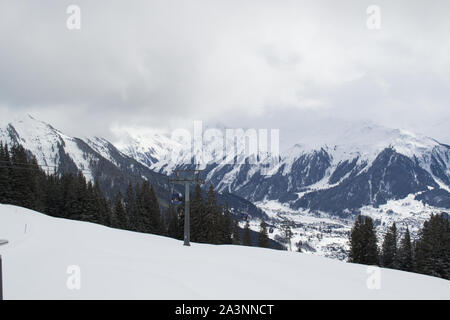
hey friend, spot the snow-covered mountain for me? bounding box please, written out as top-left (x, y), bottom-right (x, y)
top-left (114, 122), bottom-right (450, 260)
top-left (2, 115), bottom-right (449, 259)
top-left (0, 115), bottom-right (268, 219)
top-left (2, 204), bottom-right (449, 299)
top-left (0, 115), bottom-right (171, 200)
top-left (116, 122), bottom-right (450, 216)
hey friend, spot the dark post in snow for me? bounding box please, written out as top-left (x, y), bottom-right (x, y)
top-left (169, 170), bottom-right (204, 247)
top-left (0, 239), bottom-right (9, 300)
top-left (0, 254), bottom-right (3, 300)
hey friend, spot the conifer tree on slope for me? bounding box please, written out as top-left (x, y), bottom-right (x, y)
top-left (149, 185), bottom-right (164, 235)
top-left (83, 181), bottom-right (99, 224)
top-left (219, 203), bottom-right (233, 244)
top-left (93, 180), bottom-right (110, 226)
top-left (190, 184), bottom-right (204, 243)
top-left (232, 219), bottom-right (241, 245)
top-left (349, 215), bottom-right (364, 263)
top-left (29, 157), bottom-right (46, 213)
top-left (113, 191), bottom-right (128, 229)
top-left (167, 204), bottom-right (182, 240)
top-left (61, 173), bottom-right (78, 220)
top-left (43, 173), bottom-right (61, 218)
top-left (136, 182), bottom-right (152, 233)
top-left (380, 222), bottom-right (398, 268)
top-left (397, 227), bottom-right (414, 272)
top-left (136, 182), bottom-right (163, 235)
top-left (258, 220), bottom-right (270, 248)
top-left (9, 145), bottom-right (35, 208)
top-left (415, 213), bottom-right (450, 280)
top-left (362, 216), bottom-right (379, 265)
top-left (205, 184), bottom-right (220, 244)
top-left (243, 220), bottom-right (252, 246)
top-left (0, 142), bottom-right (11, 203)
top-left (349, 215), bottom-right (379, 265)
top-left (74, 172), bottom-right (90, 222)
top-left (124, 183), bottom-right (137, 231)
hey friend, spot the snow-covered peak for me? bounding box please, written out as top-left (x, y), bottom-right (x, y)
top-left (282, 122), bottom-right (442, 165)
top-left (0, 115), bottom-right (96, 180)
top-left (113, 127), bottom-right (190, 174)
top-left (0, 114), bottom-right (65, 166)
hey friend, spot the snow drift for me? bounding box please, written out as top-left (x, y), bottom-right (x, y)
top-left (0, 204), bottom-right (449, 300)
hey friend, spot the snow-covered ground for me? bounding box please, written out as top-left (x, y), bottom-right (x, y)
top-left (0, 204), bottom-right (449, 300)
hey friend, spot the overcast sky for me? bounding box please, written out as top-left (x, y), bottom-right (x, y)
top-left (0, 0), bottom-right (449, 146)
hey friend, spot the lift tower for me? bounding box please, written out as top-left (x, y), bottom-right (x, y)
top-left (169, 170), bottom-right (204, 246)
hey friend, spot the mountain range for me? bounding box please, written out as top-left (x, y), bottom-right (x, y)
top-left (2, 114), bottom-right (449, 257)
top-left (116, 121), bottom-right (450, 216)
top-left (0, 115), bottom-right (267, 219)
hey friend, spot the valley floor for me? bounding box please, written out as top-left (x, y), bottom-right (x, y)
top-left (255, 196), bottom-right (450, 261)
top-left (0, 204), bottom-right (449, 300)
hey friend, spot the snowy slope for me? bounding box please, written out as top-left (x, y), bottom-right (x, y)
top-left (0, 204), bottom-right (449, 300)
top-left (0, 115), bottom-right (96, 180)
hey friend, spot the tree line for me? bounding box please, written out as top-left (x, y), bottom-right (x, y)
top-left (0, 143), bottom-right (272, 249)
top-left (348, 213), bottom-right (450, 280)
top-left (166, 184), bottom-right (271, 248)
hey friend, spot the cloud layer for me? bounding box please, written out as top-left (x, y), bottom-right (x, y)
top-left (0, 0), bottom-right (449, 143)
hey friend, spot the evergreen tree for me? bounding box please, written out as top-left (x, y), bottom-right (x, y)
top-left (204, 184), bottom-right (220, 244)
top-left (136, 181), bottom-right (152, 233)
top-left (362, 216), bottom-right (379, 265)
top-left (31, 162), bottom-right (46, 213)
top-left (135, 182), bottom-right (163, 235)
top-left (232, 219), bottom-right (241, 245)
top-left (219, 203), bottom-right (233, 244)
top-left (92, 180), bottom-right (110, 226)
top-left (167, 204), bottom-right (182, 239)
top-left (258, 220), bottom-right (270, 248)
top-left (113, 191), bottom-right (127, 229)
top-left (243, 220), bottom-right (251, 246)
top-left (0, 142), bottom-right (11, 203)
top-left (380, 222), bottom-right (398, 269)
top-left (43, 173), bottom-right (62, 217)
top-left (61, 173), bottom-right (78, 220)
top-left (9, 145), bottom-right (35, 208)
top-left (348, 215), bottom-right (379, 265)
top-left (397, 227), bottom-right (414, 272)
top-left (190, 184), bottom-right (204, 242)
top-left (84, 181), bottom-right (101, 224)
top-left (349, 215), bottom-right (364, 263)
top-left (148, 185), bottom-right (163, 235)
top-left (295, 240), bottom-right (303, 252)
top-left (415, 213), bottom-right (450, 279)
top-left (124, 183), bottom-right (137, 231)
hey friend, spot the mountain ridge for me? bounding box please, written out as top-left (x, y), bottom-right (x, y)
top-left (113, 121), bottom-right (450, 215)
top-left (0, 115), bottom-right (268, 220)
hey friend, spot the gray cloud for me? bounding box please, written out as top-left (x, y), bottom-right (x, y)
top-left (0, 0), bottom-right (449, 143)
